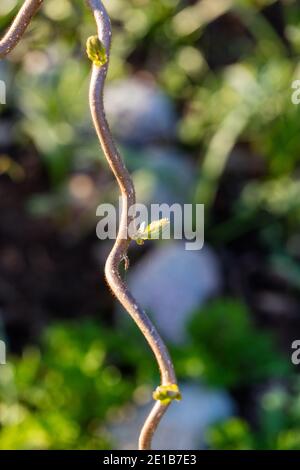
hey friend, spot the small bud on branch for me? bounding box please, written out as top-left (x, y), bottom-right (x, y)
top-left (153, 384), bottom-right (182, 405)
top-left (86, 35), bottom-right (107, 67)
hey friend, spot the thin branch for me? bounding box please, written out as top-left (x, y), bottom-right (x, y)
top-left (0, 0), bottom-right (43, 58)
top-left (0, 0), bottom-right (179, 450)
top-left (138, 400), bottom-right (170, 450)
top-left (87, 0), bottom-right (178, 450)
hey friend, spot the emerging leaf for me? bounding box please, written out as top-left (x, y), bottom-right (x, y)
top-left (86, 35), bottom-right (107, 67)
top-left (132, 218), bottom-right (170, 245)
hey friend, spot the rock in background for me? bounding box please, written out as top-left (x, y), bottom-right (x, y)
top-left (132, 146), bottom-right (195, 206)
top-left (105, 77), bottom-right (177, 146)
top-left (127, 241), bottom-right (222, 344)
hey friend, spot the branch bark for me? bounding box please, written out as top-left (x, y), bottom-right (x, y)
top-left (87, 0), bottom-right (178, 450)
top-left (0, 0), bottom-right (43, 58)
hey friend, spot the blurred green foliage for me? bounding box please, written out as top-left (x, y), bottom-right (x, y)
top-left (1, 1), bottom-right (298, 178)
top-left (207, 380), bottom-right (300, 449)
top-left (0, 297), bottom-right (291, 449)
top-left (2, 0), bottom-right (300, 236)
top-left (0, 321), bottom-right (142, 449)
top-left (173, 298), bottom-right (290, 388)
top-left (2, 0), bottom-right (300, 244)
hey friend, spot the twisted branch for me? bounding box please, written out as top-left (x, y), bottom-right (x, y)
top-left (0, 0), bottom-right (179, 450)
top-left (88, 0), bottom-right (179, 450)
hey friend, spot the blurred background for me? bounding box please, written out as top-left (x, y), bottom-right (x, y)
top-left (1, 0), bottom-right (300, 450)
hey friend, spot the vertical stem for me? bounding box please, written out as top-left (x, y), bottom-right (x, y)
top-left (87, 0), bottom-right (178, 450)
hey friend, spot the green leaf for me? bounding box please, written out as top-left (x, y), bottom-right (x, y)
top-left (132, 218), bottom-right (170, 245)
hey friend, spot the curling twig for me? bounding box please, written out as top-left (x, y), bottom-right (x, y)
top-left (87, 0), bottom-right (179, 450)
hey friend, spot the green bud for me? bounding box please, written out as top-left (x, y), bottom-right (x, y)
top-left (153, 384), bottom-right (182, 405)
top-left (86, 35), bottom-right (107, 67)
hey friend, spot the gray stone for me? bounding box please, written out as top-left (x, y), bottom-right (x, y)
top-left (132, 146), bottom-right (196, 206)
top-left (110, 382), bottom-right (234, 450)
top-left (0, 120), bottom-right (13, 146)
top-left (105, 78), bottom-right (177, 145)
top-left (128, 242), bottom-right (221, 344)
